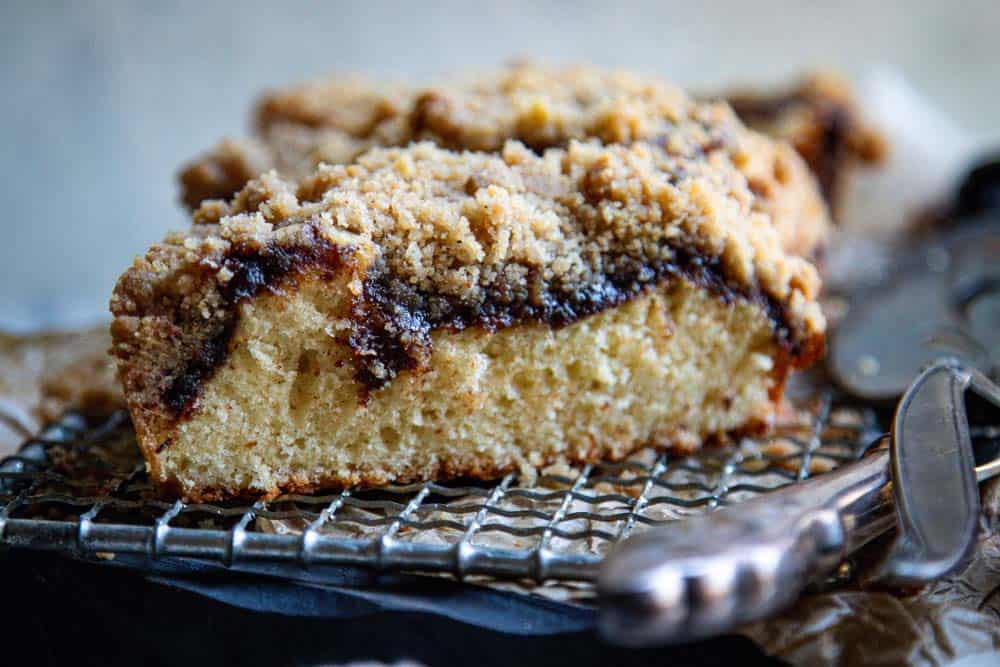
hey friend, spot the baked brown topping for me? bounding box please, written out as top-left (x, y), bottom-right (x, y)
top-left (114, 138), bottom-right (824, 419)
top-left (178, 64), bottom-right (830, 258)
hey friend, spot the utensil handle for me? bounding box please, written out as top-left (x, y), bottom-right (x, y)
top-left (880, 360), bottom-right (985, 583)
top-left (597, 446), bottom-right (892, 647)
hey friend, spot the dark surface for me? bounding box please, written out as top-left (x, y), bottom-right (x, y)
top-left (0, 548), bottom-right (780, 667)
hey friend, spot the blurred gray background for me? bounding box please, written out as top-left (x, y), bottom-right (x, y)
top-left (3, 0), bottom-right (999, 331)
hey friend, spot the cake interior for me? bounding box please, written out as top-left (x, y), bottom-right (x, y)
top-left (145, 273), bottom-right (789, 499)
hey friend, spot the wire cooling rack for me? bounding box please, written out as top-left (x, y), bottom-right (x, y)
top-left (0, 384), bottom-right (883, 582)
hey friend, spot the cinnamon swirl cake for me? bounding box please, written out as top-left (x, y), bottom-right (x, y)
top-left (113, 75), bottom-right (825, 501)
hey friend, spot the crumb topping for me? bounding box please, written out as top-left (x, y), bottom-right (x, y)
top-left (179, 63), bottom-right (829, 257)
top-left (195, 140), bottom-right (821, 330)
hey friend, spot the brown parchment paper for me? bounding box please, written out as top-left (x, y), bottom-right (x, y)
top-left (741, 480), bottom-right (1000, 665)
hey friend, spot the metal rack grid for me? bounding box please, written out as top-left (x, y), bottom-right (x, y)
top-left (0, 386), bottom-right (884, 582)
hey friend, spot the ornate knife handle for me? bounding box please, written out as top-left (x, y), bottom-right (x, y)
top-left (597, 445), bottom-right (893, 647)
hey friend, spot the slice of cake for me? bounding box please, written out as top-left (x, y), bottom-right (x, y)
top-left (112, 131), bottom-right (824, 501)
top-left (179, 63), bottom-right (830, 259)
